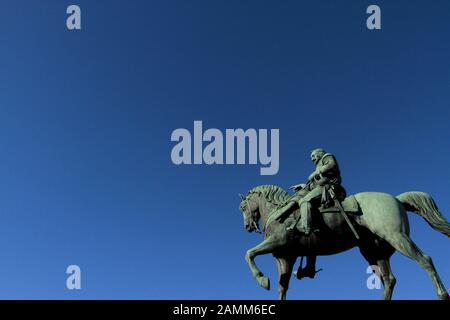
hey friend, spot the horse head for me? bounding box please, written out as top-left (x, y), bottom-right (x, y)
top-left (239, 193), bottom-right (261, 233)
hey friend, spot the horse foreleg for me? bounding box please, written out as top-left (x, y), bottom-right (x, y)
top-left (276, 256), bottom-right (295, 300)
top-left (245, 235), bottom-right (285, 290)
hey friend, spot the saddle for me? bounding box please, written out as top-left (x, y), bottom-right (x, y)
top-left (319, 195), bottom-right (361, 215)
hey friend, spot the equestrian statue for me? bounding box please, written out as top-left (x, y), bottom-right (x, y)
top-left (238, 148), bottom-right (450, 300)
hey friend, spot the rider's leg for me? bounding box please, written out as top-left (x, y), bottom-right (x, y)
top-left (273, 201), bottom-right (296, 222)
top-left (299, 202), bottom-right (312, 235)
top-left (287, 201), bottom-right (312, 233)
top-left (288, 187), bottom-right (323, 233)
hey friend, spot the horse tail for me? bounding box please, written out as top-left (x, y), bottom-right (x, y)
top-left (396, 191), bottom-right (450, 237)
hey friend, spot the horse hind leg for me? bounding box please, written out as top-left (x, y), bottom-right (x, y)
top-left (377, 259), bottom-right (396, 300)
top-left (386, 232), bottom-right (449, 300)
top-left (359, 242), bottom-right (396, 300)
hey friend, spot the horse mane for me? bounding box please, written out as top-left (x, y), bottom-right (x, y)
top-left (242, 185), bottom-right (292, 210)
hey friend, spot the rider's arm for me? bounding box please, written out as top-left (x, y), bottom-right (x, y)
top-left (318, 155), bottom-right (337, 175)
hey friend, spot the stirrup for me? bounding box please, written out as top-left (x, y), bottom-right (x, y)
top-left (295, 266), bottom-right (323, 280)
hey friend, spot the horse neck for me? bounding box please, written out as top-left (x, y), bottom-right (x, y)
top-left (256, 196), bottom-right (274, 228)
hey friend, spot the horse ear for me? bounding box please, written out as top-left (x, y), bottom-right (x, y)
top-left (239, 193), bottom-right (245, 201)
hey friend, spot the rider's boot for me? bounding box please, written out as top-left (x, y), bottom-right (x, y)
top-left (296, 256), bottom-right (323, 279)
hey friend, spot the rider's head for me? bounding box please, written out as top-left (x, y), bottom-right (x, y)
top-left (310, 148), bottom-right (326, 165)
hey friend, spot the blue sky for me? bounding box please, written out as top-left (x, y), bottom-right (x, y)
top-left (0, 0), bottom-right (448, 299)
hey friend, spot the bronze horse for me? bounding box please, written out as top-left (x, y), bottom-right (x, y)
top-left (239, 185), bottom-right (450, 300)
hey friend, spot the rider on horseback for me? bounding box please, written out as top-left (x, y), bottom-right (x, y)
top-left (271, 148), bottom-right (346, 279)
top-left (240, 152), bottom-right (450, 299)
top-left (275, 148), bottom-right (346, 235)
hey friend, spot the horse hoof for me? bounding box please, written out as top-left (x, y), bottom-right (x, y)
top-left (438, 292), bottom-right (449, 300)
top-left (258, 276), bottom-right (270, 290)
